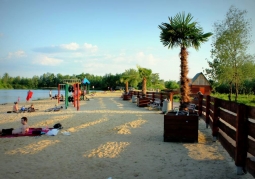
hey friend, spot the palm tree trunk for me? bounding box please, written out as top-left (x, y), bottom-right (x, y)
top-left (125, 81), bottom-right (129, 93)
top-left (142, 77), bottom-right (147, 97)
top-left (180, 47), bottom-right (191, 110)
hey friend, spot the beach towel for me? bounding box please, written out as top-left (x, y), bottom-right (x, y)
top-left (46, 129), bottom-right (59, 136)
top-left (0, 128), bottom-right (50, 138)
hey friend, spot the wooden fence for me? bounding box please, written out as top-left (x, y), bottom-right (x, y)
top-left (196, 94), bottom-right (255, 177)
top-left (129, 91), bottom-right (255, 176)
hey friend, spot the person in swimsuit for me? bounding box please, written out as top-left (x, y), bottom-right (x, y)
top-left (0, 117), bottom-right (29, 135)
top-left (13, 102), bottom-right (19, 113)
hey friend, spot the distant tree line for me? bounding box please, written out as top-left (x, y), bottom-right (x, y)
top-left (0, 70), bottom-right (180, 91)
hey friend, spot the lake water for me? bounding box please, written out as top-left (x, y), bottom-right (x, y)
top-left (0, 89), bottom-right (100, 104)
top-left (0, 89), bottom-right (64, 104)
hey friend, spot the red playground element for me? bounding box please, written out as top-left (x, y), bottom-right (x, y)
top-left (72, 83), bottom-right (80, 111)
top-left (26, 90), bottom-right (33, 101)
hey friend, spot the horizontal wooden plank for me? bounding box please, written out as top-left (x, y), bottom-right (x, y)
top-left (202, 100), bottom-right (206, 106)
top-left (202, 106), bottom-right (206, 112)
top-left (209, 117), bottom-right (213, 129)
top-left (209, 110), bottom-right (214, 119)
top-left (189, 94), bottom-right (197, 98)
top-left (218, 109), bottom-right (236, 128)
top-left (218, 132), bottom-right (235, 159)
top-left (246, 157), bottom-right (255, 178)
top-left (201, 114), bottom-right (206, 122)
top-left (137, 98), bottom-right (151, 107)
top-left (247, 106), bottom-right (255, 119)
top-left (247, 138), bottom-right (255, 156)
top-left (248, 120), bottom-right (255, 139)
top-left (218, 99), bottom-right (237, 113)
top-left (210, 103), bottom-right (214, 111)
top-left (218, 120), bottom-right (236, 141)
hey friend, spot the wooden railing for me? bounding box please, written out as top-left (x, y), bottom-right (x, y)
top-left (196, 94), bottom-right (255, 176)
top-left (129, 91), bottom-right (175, 109)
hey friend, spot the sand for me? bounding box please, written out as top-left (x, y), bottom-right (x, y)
top-left (0, 91), bottom-right (253, 179)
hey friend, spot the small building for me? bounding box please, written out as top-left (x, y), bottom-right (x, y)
top-left (190, 72), bottom-right (212, 95)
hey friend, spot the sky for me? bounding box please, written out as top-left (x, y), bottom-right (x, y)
top-left (0, 0), bottom-right (255, 81)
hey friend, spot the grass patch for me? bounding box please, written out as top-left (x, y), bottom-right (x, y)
top-left (211, 93), bottom-right (255, 107)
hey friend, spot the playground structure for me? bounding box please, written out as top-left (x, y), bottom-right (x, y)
top-left (58, 79), bottom-right (81, 111)
top-left (82, 77), bottom-right (90, 98)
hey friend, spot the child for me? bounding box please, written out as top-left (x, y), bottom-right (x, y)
top-left (0, 117), bottom-right (29, 135)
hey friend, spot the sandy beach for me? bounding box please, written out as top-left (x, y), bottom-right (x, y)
top-left (0, 91), bottom-right (253, 179)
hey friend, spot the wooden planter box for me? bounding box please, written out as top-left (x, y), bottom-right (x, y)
top-left (137, 97), bottom-right (150, 107)
top-left (164, 112), bottom-right (199, 142)
top-left (123, 94), bottom-right (132, 100)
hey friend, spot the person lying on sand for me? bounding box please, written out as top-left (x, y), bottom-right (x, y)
top-left (45, 106), bottom-right (63, 112)
top-left (0, 117), bottom-right (29, 136)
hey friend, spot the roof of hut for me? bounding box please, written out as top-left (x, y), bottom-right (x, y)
top-left (82, 78), bottom-right (90, 84)
top-left (190, 72), bottom-right (210, 86)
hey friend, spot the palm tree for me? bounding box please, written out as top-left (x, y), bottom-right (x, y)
top-left (120, 69), bottom-right (140, 93)
top-left (159, 12), bottom-right (213, 110)
top-left (137, 66), bottom-right (152, 97)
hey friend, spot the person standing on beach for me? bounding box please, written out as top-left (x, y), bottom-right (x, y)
top-left (49, 90), bottom-right (52, 98)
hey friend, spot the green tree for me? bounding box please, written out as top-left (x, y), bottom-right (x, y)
top-left (120, 68), bottom-right (141, 92)
top-left (137, 66), bottom-right (152, 96)
top-left (204, 6), bottom-right (255, 101)
top-left (165, 80), bottom-right (179, 89)
top-left (159, 12), bottom-right (213, 110)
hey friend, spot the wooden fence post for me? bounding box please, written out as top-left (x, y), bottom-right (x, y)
top-left (77, 83), bottom-right (79, 111)
top-left (212, 97), bottom-right (219, 141)
top-left (198, 94), bottom-right (203, 116)
top-left (235, 104), bottom-right (248, 174)
top-left (205, 95), bottom-right (210, 128)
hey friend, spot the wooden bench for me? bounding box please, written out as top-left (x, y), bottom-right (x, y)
top-left (137, 97), bottom-right (151, 107)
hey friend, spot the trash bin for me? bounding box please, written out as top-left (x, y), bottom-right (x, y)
top-left (132, 95), bottom-right (137, 103)
top-left (162, 100), bottom-right (171, 113)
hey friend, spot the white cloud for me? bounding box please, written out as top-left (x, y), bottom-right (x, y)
top-left (60, 42), bottom-right (80, 50)
top-left (33, 55), bottom-right (63, 66)
top-left (83, 43), bottom-right (98, 53)
top-left (135, 51), bottom-right (157, 66)
top-left (34, 42), bottom-right (98, 53)
top-left (8, 50), bottom-right (26, 58)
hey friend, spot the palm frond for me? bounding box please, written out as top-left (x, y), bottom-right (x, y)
top-left (159, 12), bottom-right (213, 50)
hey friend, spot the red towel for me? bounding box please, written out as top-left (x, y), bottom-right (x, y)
top-left (0, 128), bottom-right (51, 138)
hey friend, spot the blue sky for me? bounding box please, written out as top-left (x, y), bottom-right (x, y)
top-left (0, 0), bottom-right (255, 81)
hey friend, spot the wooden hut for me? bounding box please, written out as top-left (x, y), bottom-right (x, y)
top-left (190, 72), bottom-right (211, 95)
